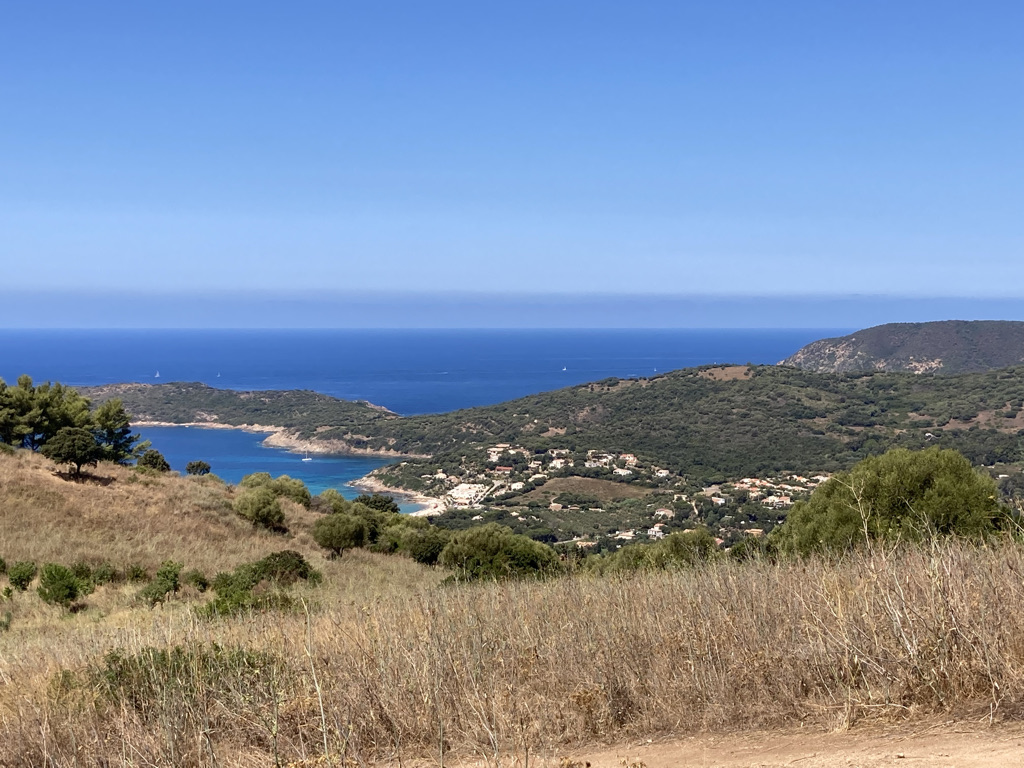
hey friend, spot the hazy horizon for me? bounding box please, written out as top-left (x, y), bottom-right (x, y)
top-left (3, 291), bottom-right (1024, 330)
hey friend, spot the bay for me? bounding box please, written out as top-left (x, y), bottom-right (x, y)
top-left (1, 328), bottom-right (847, 508)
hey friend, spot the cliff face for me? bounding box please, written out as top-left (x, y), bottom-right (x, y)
top-left (780, 320), bottom-right (1024, 374)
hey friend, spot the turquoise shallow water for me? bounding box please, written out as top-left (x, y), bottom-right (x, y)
top-left (135, 425), bottom-right (423, 512)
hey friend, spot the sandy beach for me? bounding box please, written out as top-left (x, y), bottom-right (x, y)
top-left (348, 472), bottom-right (447, 517)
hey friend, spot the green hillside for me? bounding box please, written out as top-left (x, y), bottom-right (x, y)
top-left (780, 320), bottom-right (1024, 374)
top-left (89, 366), bottom-right (1024, 484)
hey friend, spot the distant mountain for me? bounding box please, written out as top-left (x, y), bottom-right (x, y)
top-left (780, 321), bottom-right (1024, 374)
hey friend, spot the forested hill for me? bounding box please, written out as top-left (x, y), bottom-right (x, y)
top-left (351, 364), bottom-right (1024, 480)
top-left (780, 320), bottom-right (1024, 374)
top-left (88, 366), bottom-right (1024, 481)
top-left (81, 382), bottom-right (397, 431)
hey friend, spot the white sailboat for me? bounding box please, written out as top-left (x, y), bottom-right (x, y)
top-left (302, 451), bottom-right (312, 462)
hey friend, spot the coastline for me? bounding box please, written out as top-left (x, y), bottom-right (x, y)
top-left (131, 420), bottom-right (417, 459)
top-left (347, 473), bottom-right (447, 517)
top-left (133, 420), bottom-right (446, 516)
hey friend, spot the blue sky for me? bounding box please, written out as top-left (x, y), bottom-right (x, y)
top-left (2, 1), bottom-right (1022, 324)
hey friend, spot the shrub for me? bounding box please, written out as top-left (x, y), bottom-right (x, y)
top-left (186, 460), bottom-right (211, 476)
top-left (773, 447), bottom-right (1006, 556)
top-left (138, 560), bottom-right (182, 606)
top-left (0, 557), bottom-right (6, 575)
top-left (233, 487), bottom-right (286, 531)
top-left (398, 525), bottom-right (450, 565)
top-left (438, 523), bottom-right (560, 580)
top-left (37, 563), bottom-right (80, 608)
top-left (125, 563), bottom-right (149, 582)
top-left (93, 562), bottom-right (118, 585)
top-left (137, 449), bottom-right (171, 472)
top-left (8, 561), bottom-right (37, 591)
top-left (353, 493), bottom-right (401, 514)
top-left (240, 472), bottom-right (311, 507)
top-left (588, 528), bottom-right (719, 574)
top-left (204, 551), bottom-right (320, 617)
top-left (311, 514), bottom-right (367, 557)
top-left (182, 569), bottom-right (209, 592)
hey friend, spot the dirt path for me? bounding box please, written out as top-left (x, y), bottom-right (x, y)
top-left (550, 722), bottom-right (1024, 768)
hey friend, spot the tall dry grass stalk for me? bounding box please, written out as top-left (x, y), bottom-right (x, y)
top-left (2, 541), bottom-right (1024, 766)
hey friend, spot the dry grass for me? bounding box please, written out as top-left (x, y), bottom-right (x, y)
top-left (0, 450), bottom-right (327, 573)
top-left (4, 450), bottom-right (1024, 766)
top-left (520, 476), bottom-right (653, 505)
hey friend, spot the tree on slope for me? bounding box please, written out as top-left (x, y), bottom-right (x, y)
top-left (41, 427), bottom-right (102, 477)
top-left (93, 398), bottom-right (144, 464)
top-left (773, 447), bottom-right (1004, 555)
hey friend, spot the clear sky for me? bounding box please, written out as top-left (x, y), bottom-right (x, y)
top-left (1, 2), bottom-right (1022, 319)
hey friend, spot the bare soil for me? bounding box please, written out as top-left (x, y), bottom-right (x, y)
top-left (546, 722), bottom-right (1024, 768)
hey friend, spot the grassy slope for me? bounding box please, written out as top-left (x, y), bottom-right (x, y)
top-left (3, 450), bottom-right (1024, 764)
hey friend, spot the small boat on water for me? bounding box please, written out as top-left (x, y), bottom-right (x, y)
top-left (155, 371), bottom-right (160, 378)
top-left (302, 451), bottom-right (312, 462)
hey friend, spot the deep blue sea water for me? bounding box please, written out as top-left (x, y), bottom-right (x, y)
top-left (0, 329), bottom-right (847, 503)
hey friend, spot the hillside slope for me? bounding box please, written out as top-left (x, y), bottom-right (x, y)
top-left (93, 365), bottom-right (1024, 482)
top-left (780, 320), bottom-right (1024, 374)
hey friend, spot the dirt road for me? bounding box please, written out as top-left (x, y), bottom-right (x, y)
top-left (552, 722), bottom-right (1024, 768)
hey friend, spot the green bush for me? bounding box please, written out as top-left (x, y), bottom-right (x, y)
top-left (93, 562), bottom-right (118, 585)
top-left (138, 560), bottom-right (182, 606)
top-left (239, 472), bottom-right (311, 507)
top-left (8, 561), bottom-right (37, 591)
top-left (137, 449), bottom-right (171, 472)
top-left (438, 523), bottom-right (560, 581)
top-left (125, 563), bottom-right (149, 582)
top-left (0, 557), bottom-right (6, 574)
top-left (397, 525), bottom-right (450, 565)
top-left (186, 460), bottom-right (211, 476)
top-left (204, 551), bottom-right (320, 617)
top-left (773, 447), bottom-right (1006, 556)
top-left (37, 563), bottom-right (81, 608)
top-left (588, 528), bottom-right (719, 574)
top-left (233, 487), bottom-right (286, 531)
top-left (182, 569), bottom-right (209, 592)
top-left (311, 514), bottom-right (367, 557)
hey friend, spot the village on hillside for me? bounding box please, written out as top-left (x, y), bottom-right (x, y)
top-left (392, 442), bottom-right (832, 550)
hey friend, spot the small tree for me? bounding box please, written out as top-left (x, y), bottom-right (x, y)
top-left (137, 449), bottom-right (171, 472)
top-left (8, 561), bottom-right (37, 591)
top-left (234, 487), bottom-right (286, 531)
top-left (40, 426), bottom-right (101, 477)
top-left (186, 460), bottom-right (211, 476)
top-left (311, 514), bottom-right (367, 557)
top-left (37, 564), bottom-right (80, 608)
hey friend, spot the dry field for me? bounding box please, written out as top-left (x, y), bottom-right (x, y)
top-left (2, 450), bottom-right (1024, 766)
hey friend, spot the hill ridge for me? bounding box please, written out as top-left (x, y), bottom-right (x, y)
top-left (780, 320), bottom-right (1024, 374)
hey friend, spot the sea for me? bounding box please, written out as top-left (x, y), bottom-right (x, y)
top-left (0, 329), bottom-right (846, 506)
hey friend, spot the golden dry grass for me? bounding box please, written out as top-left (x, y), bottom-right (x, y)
top-left (3, 450), bottom-right (1024, 766)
